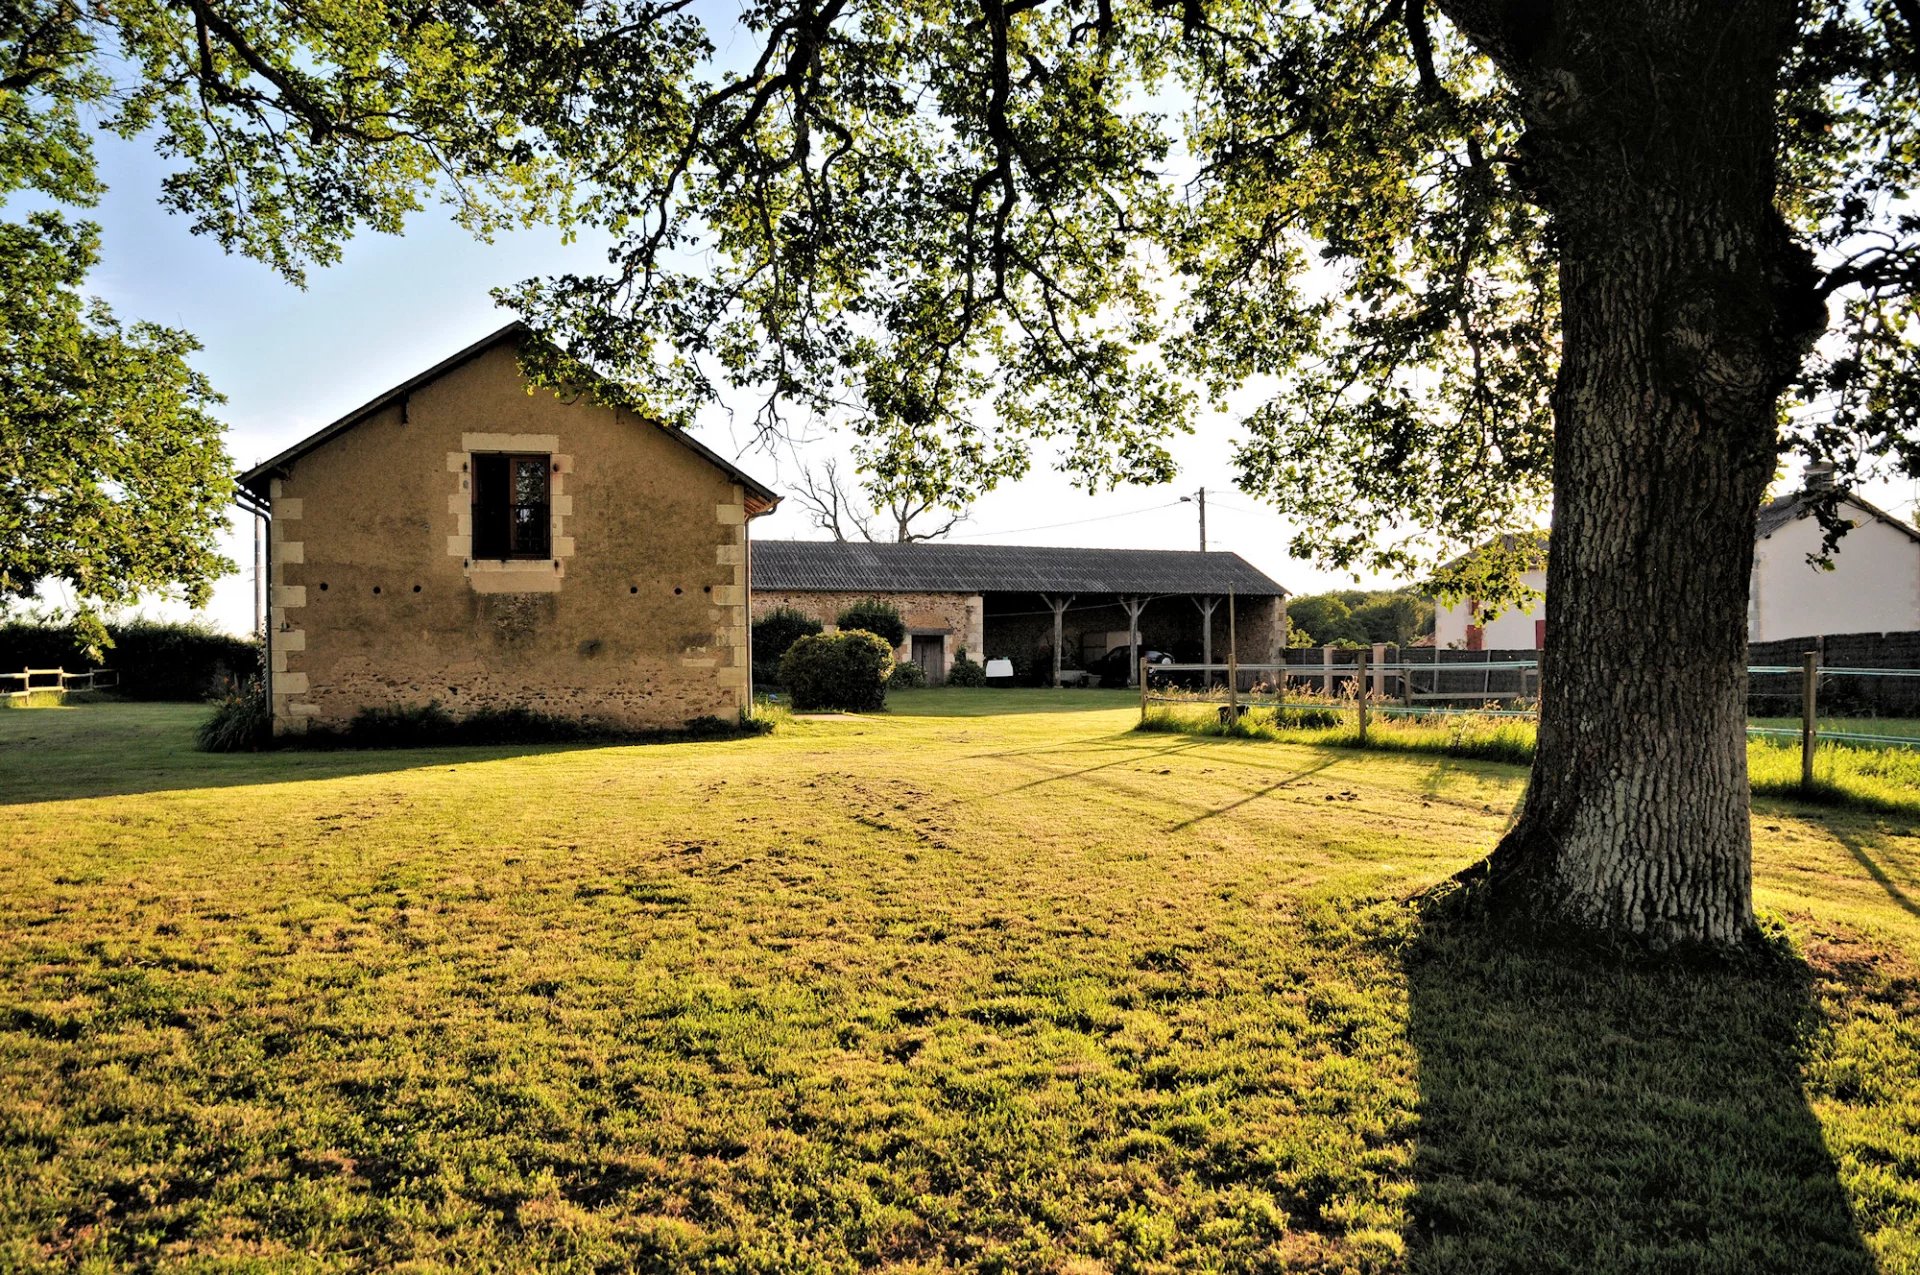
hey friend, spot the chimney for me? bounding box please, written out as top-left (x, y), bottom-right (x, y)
top-left (1803, 461), bottom-right (1837, 493)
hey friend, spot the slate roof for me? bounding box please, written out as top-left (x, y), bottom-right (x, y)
top-left (1755, 491), bottom-right (1920, 544)
top-left (751, 540), bottom-right (1288, 596)
top-left (237, 322), bottom-right (779, 512)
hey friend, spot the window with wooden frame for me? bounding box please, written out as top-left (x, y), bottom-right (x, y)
top-left (471, 453), bottom-right (551, 559)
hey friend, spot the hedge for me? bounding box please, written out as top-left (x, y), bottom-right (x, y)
top-left (0, 619), bottom-right (257, 701)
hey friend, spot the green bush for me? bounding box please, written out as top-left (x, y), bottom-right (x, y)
top-left (194, 675), bottom-right (272, 751)
top-left (835, 599), bottom-right (907, 649)
top-left (779, 631), bottom-right (893, 711)
top-left (752, 607), bottom-right (824, 664)
top-left (888, 660), bottom-right (928, 689)
top-left (946, 647), bottom-right (987, 687)
top-left (0, 618), bottom-right (257, 701)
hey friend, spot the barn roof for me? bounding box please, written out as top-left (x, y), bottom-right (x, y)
top-left (237, 322), bottom-right (779, 513)
top-left (751, 540), bottom-right (1288, 597)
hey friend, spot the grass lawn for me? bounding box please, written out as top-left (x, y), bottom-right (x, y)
top-left (2, 691), bottom-right (1918, 1272)
top-left (1143, 702), bottom-right (1920, 814)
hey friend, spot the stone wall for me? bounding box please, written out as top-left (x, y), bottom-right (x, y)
top-left (267, 339), bottom-right (758, 733)
top-left (750, 589), bottom-right (984, 679)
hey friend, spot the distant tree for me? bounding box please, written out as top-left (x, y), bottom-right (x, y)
top-left (751, 607), bottom-right (824, 664)
top-left (1, 216), bottom-right (232, 654)
top-left (835, 599), bottom-right (907, 650)
top-left (1285, 596), bottom-right (1372, 648)
top-left (792, 458), bottom-right (966, 544)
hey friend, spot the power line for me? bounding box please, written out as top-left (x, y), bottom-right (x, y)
top-left (945, 500), bottom-right (1189, 540)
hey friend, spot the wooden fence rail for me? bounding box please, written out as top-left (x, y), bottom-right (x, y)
top-left (1, 668), bottom-right (118, 702)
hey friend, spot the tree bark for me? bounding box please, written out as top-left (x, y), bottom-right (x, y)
top-left (1436, 1), bottom-right (1827, 948)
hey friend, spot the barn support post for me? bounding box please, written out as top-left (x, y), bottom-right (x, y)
top-left (1042, 594), bottom-right (1075, 687)
top-left (1192, 595), bottom-right (1220, 683)
top-left (1121, 595), bottom-right (1149, 687)
top-left (1801, 650), bottom-right (1819, 790)
top-left (1227, 589), bottom-right (1238, 716)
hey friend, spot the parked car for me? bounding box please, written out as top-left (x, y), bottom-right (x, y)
top-left (1088, 645), bottom-right (1177, 687)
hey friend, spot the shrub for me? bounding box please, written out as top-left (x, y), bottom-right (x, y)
top-left (0, 617), bottom-right (257, 701)
top-left (946, 647), bottom-right (987, 687)
top-left (290, 703), bottom-right (767, 749)
top-left (752, 607), bottom-right (824, 664)
top-left (835, 599), bottom-right (907, 650)
top-left (888, 660), bottom-right (928, 689)
top-left (779, 630), bottom-right (893, 711)
top-left (195, 675), bottom-right (273, 751)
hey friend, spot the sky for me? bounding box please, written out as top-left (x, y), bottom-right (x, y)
top-left (43, 128), bottom-right (1920, 637)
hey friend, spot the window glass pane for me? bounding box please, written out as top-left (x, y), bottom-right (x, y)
top-left (513, 458), bottom-right (548, 504)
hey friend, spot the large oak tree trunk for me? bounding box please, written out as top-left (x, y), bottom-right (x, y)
top-left (1437, 1), bottom-right (1827, 947)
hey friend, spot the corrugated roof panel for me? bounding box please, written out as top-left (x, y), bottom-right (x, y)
top-left (751, 540), bottom-right (1288, 596)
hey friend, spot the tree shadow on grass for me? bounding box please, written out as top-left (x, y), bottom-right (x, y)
top-left (1827, 825), bottom-right (1920, 919)
top-left (1405, 902), bottom-right (1873, 1274)
top-left (0, 703), bottom-right (742, 806)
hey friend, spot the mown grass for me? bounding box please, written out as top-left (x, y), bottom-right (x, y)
top-left (1, 693), bottom-right (1918, 1272)
top-left (1145, 702), bottom-right (1920, 814)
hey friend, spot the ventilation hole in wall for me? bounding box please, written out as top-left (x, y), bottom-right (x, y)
top-left (630, 586), bottom-right (639, 595)
top-left (413, 585), bottom-right (422, 593)
top-left (372, 586), bottom-right (382, 595)
top-left (703, 585), bottom-right (712, 594)
top-left (319, 582), bottom-right (329, 591)
top-left (674, 587), bottom-right (683, 595)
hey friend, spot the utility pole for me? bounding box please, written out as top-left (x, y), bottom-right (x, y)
top-left (1182, 487), bottom-right (1207, 551)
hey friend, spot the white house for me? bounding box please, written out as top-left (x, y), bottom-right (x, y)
top-left (1749, 489), bottom-right (1920, 642)
top-left (1433, 485), bottom-right (1920, 650)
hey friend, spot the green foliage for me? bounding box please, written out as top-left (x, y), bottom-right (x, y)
top-left (778, 631), bottom-right (893, 711)
top-left (194, 675), bottom-right (271, 752)
top-left (290, 703), bottom-right (768, 749)
top-left (887, 659), bottom-right (927, 690)
top-left (1287, 590), bottom-right (1435, 648)
top-left (945, 650), bottom-right (987, 687)
top-left (0, 217), bottom-right (233, 653)
top-left (751, 607), bottom-right (824, 664)
top-left (16, 0), bottom-right (1920, 603)
top-left (0, 618), bottom-right (256, 701)
top-left (834, 600), bottom-right (907, 650)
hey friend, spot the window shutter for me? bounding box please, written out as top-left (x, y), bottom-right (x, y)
top-left (471, 454), bottom-right (509, 559)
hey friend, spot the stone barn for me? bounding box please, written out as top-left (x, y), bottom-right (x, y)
top-left (237, 323), bottom-right (780, 734)
top-left (751, 541), bottom-right (1288, 684)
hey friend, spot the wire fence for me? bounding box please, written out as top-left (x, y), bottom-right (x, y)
top-left (1135, 653), bottom-right (1920, 775)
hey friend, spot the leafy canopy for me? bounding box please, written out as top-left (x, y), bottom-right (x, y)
top-left (16, 0), bottom-right (1920, 596)
top-left (0, 215), bottom-right (232, 653)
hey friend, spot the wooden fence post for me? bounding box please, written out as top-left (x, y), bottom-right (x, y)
top-left (1227, 590), bottom-right (1239, 718)
top-left (1140, 656), bottom-right (1150, 722)
top-left (1357, 646), bottom-right (1370, 745)
top-left (1801, 651), bottom-right (1819, 790)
